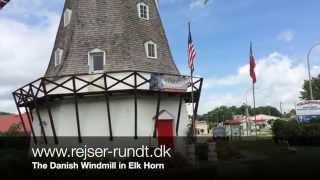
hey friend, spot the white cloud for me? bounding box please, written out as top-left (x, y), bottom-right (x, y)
top-left (0, 0), bottom-right (61, 113)
top-left (190, 0), bottom-right (210, 9)
top-left (277, 29), bottom-right (295, 43)
top-left (199, 52), bottom-right (320, 114)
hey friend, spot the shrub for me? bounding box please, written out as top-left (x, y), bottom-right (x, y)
top-left (272, 119), bottom-right (320, 145)
top-left (302, 123), bottom-right (320, 137)
top-left (3, 123), bottom-right (25, 137)
top-left (283, 120), bottom-right (302, 139)
top-left (271, 119), bottom-right (287, 142)
top-left (309, 118), bottom-right (320, 124)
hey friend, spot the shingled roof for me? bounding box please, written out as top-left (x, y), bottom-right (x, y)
top-left (45, 0), bottom-right (180, 77)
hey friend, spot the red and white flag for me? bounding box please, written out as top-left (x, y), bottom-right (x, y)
top-left (0, 0), bottom-right (10, 10)
top-left (188, 23), bottom-right (196, 72)
top-left (249, 42), bottom-right (257, 84)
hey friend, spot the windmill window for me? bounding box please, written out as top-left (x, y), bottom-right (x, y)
top-left (137, 3), bottom-right (149, 20)
top-left (145, 41), bottom-right (157, 59)
top-left (88, 49), bottom-right (106, 73)
top-left (92, 53), bottom-right (104, 71)
top-left (54, 48), bottom-right (63, 66)
top-left (64, 9), bottom-right (72, 27)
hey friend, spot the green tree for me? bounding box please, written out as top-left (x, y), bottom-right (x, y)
top-left (0, 112), bottom-right (12, 115)
top-left (201, 106), bottom-right (233, 123)
top-left (201, 105), bottom-right (282, 124)
top-left (301, 74), bottom-right (320, 100)
top-left (3, 123), bottom-right (25, 136)
top-left (253, 106), bottom-right (281, 117)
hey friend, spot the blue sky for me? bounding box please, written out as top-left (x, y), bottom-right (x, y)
top-left (1, 0), bottom-right (320, 113)
top-left (161, 0), bottom-right (320, 74)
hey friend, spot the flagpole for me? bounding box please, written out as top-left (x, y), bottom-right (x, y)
top-left (249, 41), bottom-right (258, 138)
top-left (252, 82), bottom-right (257, 137)
top-left (191, 67), bottom-right (196, 137)
top-left (188, 22), bottom-right (196, 138)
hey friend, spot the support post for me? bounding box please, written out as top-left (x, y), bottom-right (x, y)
top-left (176, 95), bottom-right (183, 136)
top-left (104, 74), bottom-right (113, 141)
top-left (153, 92), bottom-right (161, 138)
top-left (194, 78), bottom-right (203, 118)
top-left (72, 77), bottom-right (82, 143)
top-left (134, 72), bottom-right (138, 139)
top-left (42, 81), bottom-right (59, 144)
top-left (12, 93), bottom-right (28, 136)
top-left (29, 85), bottom-right (48, 144)
top-left (24, 107), bottom-right (37, 144)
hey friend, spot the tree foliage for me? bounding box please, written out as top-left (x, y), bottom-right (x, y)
top-left (0, 112), bottom-right (12, 115)
top-left (200, 105), bottom-right (281, 123)
top-left (301, 74), bottom-right (320, 100)
top-left (272, 119), bottom-right (320, 145)
top-left (2, 123), bottom-right (25, 136)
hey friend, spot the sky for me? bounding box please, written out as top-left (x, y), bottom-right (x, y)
top-left (1, 0), bottom-right (320, 114)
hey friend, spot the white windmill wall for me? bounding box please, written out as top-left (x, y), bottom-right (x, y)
top-left (31, 95), bottom-right (189, 137)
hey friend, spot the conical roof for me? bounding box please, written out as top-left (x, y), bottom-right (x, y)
top-left (45, 0), bottom-right (180, 77)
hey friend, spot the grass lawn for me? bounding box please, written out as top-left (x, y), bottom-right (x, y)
top-left (215, 138), bottom-right (320, 177)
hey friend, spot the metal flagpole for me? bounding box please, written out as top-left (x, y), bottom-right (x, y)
top-left (191, 67), bottom-right (195, 137)
top-left (188, 22), bottom-right (196, 137)
top-left (188, 0), bottom-right (210, 137)
top-left (250, 42), bottom-right (258, 138)
top-left (252, 83), bottom-right (257, 137)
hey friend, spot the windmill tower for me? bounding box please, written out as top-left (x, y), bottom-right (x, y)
top-left (13, 0), bottom-right (203, 144)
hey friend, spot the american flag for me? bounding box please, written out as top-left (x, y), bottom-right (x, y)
top-left (0, 0), bottom-right (10, 9)
top-left (188, 22), bottom-right (196, 72)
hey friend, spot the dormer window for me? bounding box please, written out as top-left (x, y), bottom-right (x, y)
top-left (145, 41), bottom-right (157, 59)
top-left (54, 48), bottom-right (63, 66)
top-left (64, 9), bottom-right (72, 27)
top-left (88, 49), bottom-right (106, 73)
top-left (137, 2), bottom-right (149, 20)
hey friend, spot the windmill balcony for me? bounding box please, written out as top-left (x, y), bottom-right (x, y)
top-left (12, 71), bottom-right (203, 143)
top-left (13, 71), bottom-right (203, 109)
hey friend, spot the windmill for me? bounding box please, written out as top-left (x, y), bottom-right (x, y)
top-left (12, 0), bottom-right (203, 145)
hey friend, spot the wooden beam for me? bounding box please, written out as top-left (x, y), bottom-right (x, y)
top-left (12, 93), bottom-right (28, 136)
top-left (75, 74), bottom-right (105, 92)
top-left (134, 72), bottom-right (138, 139)
top-left (106, 72), bottom-right (135, 90)
top-left (42, 82), bottom-right (59, 144)
top-left (153, 92), bottom-right (161, 138)
top-left (104, 75), bottom-right (113, 141)
top-left (29, 86), bottom-right (48, 144)
top-left (72, 77), bottom-right (82, 143)
top-left (176, 95), bottom-right (183, 136)
top-left (45, 77), bottom-right (74, 93)
top-left (24, 107), bottom-right (36, 136)
top-left (194, 78), bottom-right (203, 117)
top-left (29, 107), bottom-right (34, 122)
top-left (22, 94), bottom-right (37, 144)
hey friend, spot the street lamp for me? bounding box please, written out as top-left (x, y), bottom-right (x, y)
top-left (307, 42), bottom-right (320, 100)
